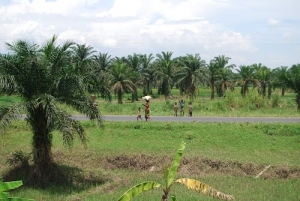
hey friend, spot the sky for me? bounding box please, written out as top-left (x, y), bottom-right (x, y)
top-left (0, 0), bottom-right (299, 69)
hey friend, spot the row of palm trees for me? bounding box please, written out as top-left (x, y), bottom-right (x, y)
top-left (67, 42), bottom-right (300, 110)
top-left (0, 36), bottom-right (299, 185)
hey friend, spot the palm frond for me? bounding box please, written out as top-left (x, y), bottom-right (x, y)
top-left (54, 111), bottom-right (86, 147)
top-left (63, 95), bottom-right (103, 127)
top-left (0, 103), bottom-right (24, 129)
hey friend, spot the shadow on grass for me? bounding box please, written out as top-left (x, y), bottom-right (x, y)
top-left (2, 162), bottom-right (109, 195)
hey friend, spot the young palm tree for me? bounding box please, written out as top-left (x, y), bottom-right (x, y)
top-left (155, 51), bottom-right (175, 98)
top-left (109, 58), bottom-right (135, 104)
top-left (175, 54), bottom-right (207, 100)
top-left (0, 36), bottom-right (102, 184)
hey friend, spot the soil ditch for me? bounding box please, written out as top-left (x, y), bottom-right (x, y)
top-left (103, 154), bottom-right (300, 179)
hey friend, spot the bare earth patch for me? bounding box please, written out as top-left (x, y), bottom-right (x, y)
top-left (102, 154), bottom-right (300, 179)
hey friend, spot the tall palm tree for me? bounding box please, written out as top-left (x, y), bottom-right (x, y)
top-left (208, 55), bottom-right (234, 99)
top-left (109, 58), bottom-right (135, 103)
top-left (273, 66), bottom-right (290, 96)
top-left (236, 65), bottom-right (257, 97)
top-left (216, 67), bottom-right (235, 97)
top-left (0, 36), bottom-right (102, 184)
top-left (91, 52), bottom-right (112, 101)
top-left (255, 65), bottom-right (271, 98)
top-left (175, 54), bottom-right (207, 100)
top-left (71, 43), bottom-right (99, 94)
top-left (155, 51), bottom-right (174, 98)
top-left (288, 64), bottom-right (300, 110)
top-left (140, 54), bottom-right (155, 95)
top-left (124, 53), bottom-right (141, 102)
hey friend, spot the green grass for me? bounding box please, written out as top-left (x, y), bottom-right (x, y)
top-left (1, 87), bottom-right (300, 117)
top-left (1, 121), bottom-right (300, 201)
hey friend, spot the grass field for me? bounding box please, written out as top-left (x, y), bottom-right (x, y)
top-left (0, 87), bottom-right (300, 200)
top-left (1, 121), bottom-right (300, 201)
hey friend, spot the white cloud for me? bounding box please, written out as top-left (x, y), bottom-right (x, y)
top-left (0, 0), bottom-right (299, 68)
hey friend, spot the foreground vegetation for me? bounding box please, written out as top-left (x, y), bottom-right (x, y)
top-left (1, 121), bottom-right (299, 201)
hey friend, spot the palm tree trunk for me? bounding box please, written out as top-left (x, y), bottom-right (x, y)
top-left (281, 87), bottom-right (285, 96)
top-left (210, 77), bottom-right (215, 99)
top-left (30, 106), bottom-right (54, 184)
top-left (118, 90), bottom-right (123, 104)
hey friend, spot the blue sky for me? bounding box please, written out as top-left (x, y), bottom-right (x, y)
top-left (0, 0), bottom-right (299, 69)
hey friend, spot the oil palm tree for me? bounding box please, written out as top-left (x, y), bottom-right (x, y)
top-left (255, 65), bottom-right (271, 98)
top-left (0, 36), bottom-right (102, 185)
top-left (273, 66), bottom-right (290, 96)
top-left (208, 55), bottom-right (234, 99)
top-left (140, 54), bottom-right (155, 95)
top-left (175, 54), bottom-right (207, 100)
top-left (124, 53), bottom-right (141, 102)
top-left (288, 64), bottom-right (300, 110)
top-left (109, 58), bottom-right (135, 103)
top-left (92, 52), bottom-right (112, 101)
top-left (236, 65), bottom-right (257, 97)
top-left (155, 51), bottom-right (174, 98)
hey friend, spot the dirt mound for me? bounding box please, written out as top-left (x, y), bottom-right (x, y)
top-left (103, 154), bottom-right (300, 179)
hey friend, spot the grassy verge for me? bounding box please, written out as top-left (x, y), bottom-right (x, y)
top-left (1, 121), bottom-right (299, 200)
top-left (1, 88), bottom-right (300, 117)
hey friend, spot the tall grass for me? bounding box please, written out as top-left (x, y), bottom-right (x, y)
top-left (1, 87), bottom-right (299, 117)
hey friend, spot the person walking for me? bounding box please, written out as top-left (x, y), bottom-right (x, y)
top-left (188, 102), bottom-right (193, 117)
top-left (137, 107), bottom-right (142, 121)
top-left (174, 102), bottom-right (178, 117)
top-left (179, 99), bottom-right (185, 116)
top-left (142, 96), bottom-right (151, 121)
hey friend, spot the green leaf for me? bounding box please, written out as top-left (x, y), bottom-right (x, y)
top-left (0, 179), bottom-right (34, 200)
top-left (118, 181), bottom-right (161, 201)
top-left (0, 191), bottom-right (9, 199)
top-left (0, 180), bottom-right (22, 192)
top-left (164, 167), bottom-right (169, 187)
top-left (166, 141), bottom-right (186, 188)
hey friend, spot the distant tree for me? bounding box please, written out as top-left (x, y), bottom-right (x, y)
top-left (0, 36), bottom-right (102, 185)
top-left (273, 66), bottom-right (290, 96)
top-left (208, 55), bottom-right (234, 99)
top-left (255, 65), bottom-right (272, 98)
top-left (236, 65), bottom-right (257, 97)
top-left (92, 52), bottom-right (112, 101)
top-left (175, 54), bottom-right (207, 100)
top-left (140, 54), bottom-right (155, 95)
top-left (109, 58), bottom-right (135, 103)
top-left (288, 64), bottom-right (300, 110)
top-left (124, 53), bottom-right (141, 102)
top-left (155, 51), bottom-right (175, 98)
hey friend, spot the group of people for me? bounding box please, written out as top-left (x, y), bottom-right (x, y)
top-left (173, 99), bottom-right (193, 117)
top-left (137, 97), bottom-right (193, 121)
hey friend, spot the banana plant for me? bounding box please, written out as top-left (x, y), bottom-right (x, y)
top-left (0, 178), bottom-right (34, 200)
top-left (117, 141), bottom-right (234, 201)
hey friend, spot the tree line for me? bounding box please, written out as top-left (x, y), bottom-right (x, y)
top-left (0, 35), bottom-right (299, 185)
